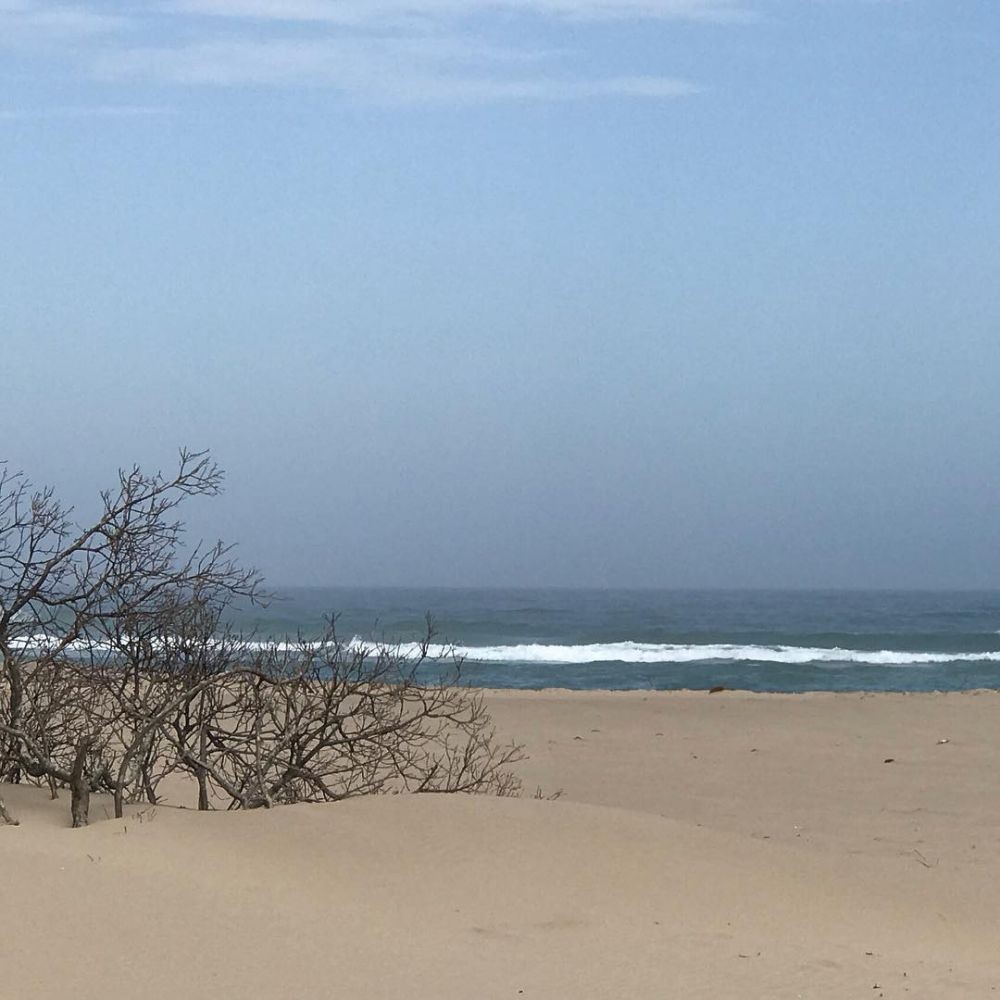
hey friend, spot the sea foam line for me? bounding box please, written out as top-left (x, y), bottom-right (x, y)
top-left (10, 634), bottom-right (1000, 667)
top-left (391, 641), bottom-right (1000, 666)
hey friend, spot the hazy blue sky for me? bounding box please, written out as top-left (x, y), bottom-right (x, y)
top-left (2, 0), bottom-right (999, 588)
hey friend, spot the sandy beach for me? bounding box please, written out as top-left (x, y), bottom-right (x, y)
top-left (2, 689), bottom-right (998, 999)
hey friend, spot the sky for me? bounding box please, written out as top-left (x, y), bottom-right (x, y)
top-left (1, 0), bottom-right (999, 589)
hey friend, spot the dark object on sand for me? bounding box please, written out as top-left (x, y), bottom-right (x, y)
top-left (708, 685), bottom-right (726, 694)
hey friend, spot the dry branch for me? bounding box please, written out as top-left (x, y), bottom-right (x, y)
top-left (1, 452), bottom-right (524, 826)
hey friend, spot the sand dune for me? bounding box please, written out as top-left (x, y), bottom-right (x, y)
top-left (2, 691), bottom-right (999, 998)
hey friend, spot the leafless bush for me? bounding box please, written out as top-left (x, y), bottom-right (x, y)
top-left (168, 621), bottom-right (523, 810)
top-left (0, 451), bottom-right (524, 826)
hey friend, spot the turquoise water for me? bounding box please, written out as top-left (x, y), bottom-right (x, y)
top-left (232, 588), bottom-right (1000, 692)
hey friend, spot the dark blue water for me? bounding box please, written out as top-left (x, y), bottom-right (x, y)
top-left (232, 588), bottom-right (1000, 692)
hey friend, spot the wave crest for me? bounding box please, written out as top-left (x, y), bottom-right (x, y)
top-left (404, 641), bottom-right (1000, 666)
top-left (12, 633), bottom-right (1000, 668)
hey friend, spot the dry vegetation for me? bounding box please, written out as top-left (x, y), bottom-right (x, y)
top-left (0, 450), bottom-right (523, 827)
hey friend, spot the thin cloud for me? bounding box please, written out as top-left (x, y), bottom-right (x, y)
top-left (4, 0), bottom-right (738, 104)
top-left (0, 105), bottom-right (173, 120)
top-left (412, 75), bottom-right (702, 103)
top-left (0, 0), bottom-right (126, 40)
top-left (97, 37), bottom-right (697, 103)
top-left (160, 0), bottom-right (752, 24)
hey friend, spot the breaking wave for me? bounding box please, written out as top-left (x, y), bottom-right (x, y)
top-left (405, 641), bottom-right (1000, 666)
top-left (12, 634), bottom-right (1000, 667)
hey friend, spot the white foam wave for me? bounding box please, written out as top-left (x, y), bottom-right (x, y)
top-left (11, 633), bottom-right (1000, 668)
top-left (401, 641), bottom-right (1000, 666)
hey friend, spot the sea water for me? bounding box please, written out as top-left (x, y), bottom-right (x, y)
top-left (232, 588), bottom-right (1000, 692)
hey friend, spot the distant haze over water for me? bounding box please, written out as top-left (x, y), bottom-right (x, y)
top-left (233, 588), bottom-right (1000, 693)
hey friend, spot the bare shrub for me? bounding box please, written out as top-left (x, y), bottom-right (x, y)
top-left (0, 452), bottom-right (524, 827)
top-left (168, 620), bottom-right (523, 810)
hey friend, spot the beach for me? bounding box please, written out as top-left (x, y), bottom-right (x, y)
top-left (2, 689), bottom-right (998, 998)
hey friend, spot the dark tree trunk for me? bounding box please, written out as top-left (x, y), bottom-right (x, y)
top-left (143, 769), bottom-right (158, 806)
top-left (0, 796), bottom-right (18, 826)
top-left (196, 723), bottom-right (210, 811)
top-left (70, 737), bottom-right (94, 829)
top-left (3, 659), bottom-right (24, 783)
top-left (140, 740), bottom-right (158, 806)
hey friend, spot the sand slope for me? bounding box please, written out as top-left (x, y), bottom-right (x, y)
top-left (2, 691), bottom-right (999, 999)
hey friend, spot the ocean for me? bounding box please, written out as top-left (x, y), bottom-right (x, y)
top-left (233, 588), bottom-right (1000, 693)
